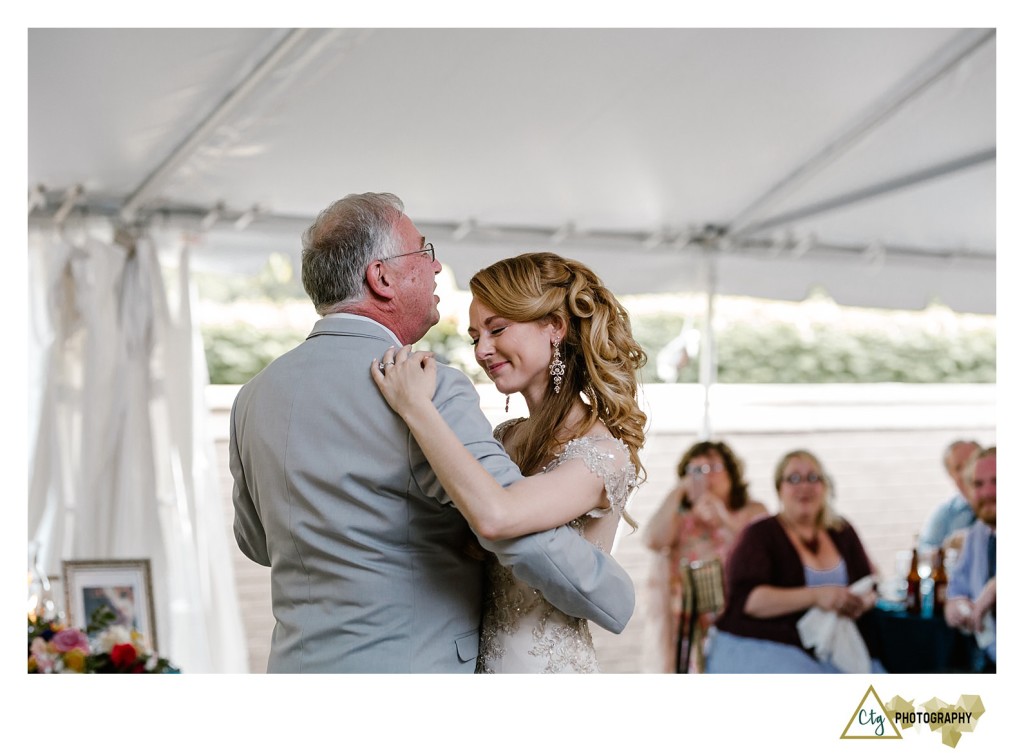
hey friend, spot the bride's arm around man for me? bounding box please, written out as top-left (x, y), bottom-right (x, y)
top-left (229, 192), bottom-right (634, 673)
top-left (373, 250), bottom-right (648, 673)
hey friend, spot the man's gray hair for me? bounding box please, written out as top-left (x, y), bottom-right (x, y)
top-left (301, 192), bottom-right (404, 314)
top-left (943, 438), bottom-right (981, 468)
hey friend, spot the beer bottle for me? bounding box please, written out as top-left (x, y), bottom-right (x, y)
top-left (932, 548), bottom-right (948, 616)
top-left (905, 547), bottom-right (922, 615)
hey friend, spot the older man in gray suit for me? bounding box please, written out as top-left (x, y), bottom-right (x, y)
top-left (230, 192), bottom-right (635, 672)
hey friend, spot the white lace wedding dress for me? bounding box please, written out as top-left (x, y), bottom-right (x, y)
top-left (476, 419), bottom-right (637, 674)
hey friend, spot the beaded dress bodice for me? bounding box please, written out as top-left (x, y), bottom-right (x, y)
top-left (476, 420), bottom-right (637, 674)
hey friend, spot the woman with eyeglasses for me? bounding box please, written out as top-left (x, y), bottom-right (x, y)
top-left (642, 439), bottom-right (767, 672)
top-left (705, 449), bottom-right (883, 673)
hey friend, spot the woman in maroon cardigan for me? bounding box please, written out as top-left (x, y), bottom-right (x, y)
top-left (706, 449), bottom-right (883, 673)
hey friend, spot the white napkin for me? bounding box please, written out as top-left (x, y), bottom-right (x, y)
top-left (797, 575), bottom-right (876, 673)
top-left (975, 611), bottom-right (995, 649)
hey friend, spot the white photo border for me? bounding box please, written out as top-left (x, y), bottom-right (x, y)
top-left (61, 559), bottom-right (158, 651)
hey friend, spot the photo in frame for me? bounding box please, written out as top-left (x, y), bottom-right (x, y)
top-left (62, 559), bottom-right (158, 651)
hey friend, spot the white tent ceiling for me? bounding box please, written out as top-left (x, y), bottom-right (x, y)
top-left (27, 27), bottom-right (996, 313)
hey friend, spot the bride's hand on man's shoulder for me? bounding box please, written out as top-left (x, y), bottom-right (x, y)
top-left (371, 344), bottom-right (438, 412)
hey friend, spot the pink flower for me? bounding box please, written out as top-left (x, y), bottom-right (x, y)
top-left (30, 637), bottom-right (56, 673)
top-left (51, 628), bottom-right (90, 654)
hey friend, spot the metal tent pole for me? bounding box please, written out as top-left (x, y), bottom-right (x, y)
top-left (698, 247), bottom-right (718, 441)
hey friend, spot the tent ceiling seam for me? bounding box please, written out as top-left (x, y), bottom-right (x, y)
top-left (724, 28), bottom-right (995, 238)
top-left (119, 28), bottom-right (313, 223)
top-left (736, 146), bottom-right (996, 238)
top-left (27, 199), bottom-right (995, 267)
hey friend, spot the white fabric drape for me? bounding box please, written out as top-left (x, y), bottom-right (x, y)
top-left (27, 223), bottom-right (248, 672)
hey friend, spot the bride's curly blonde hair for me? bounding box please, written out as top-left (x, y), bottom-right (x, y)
top-left (469, 252), bottom-right (648, 502)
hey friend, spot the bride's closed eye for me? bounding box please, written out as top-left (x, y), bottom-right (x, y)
top-left (469, 326), bottom-right (508, 346)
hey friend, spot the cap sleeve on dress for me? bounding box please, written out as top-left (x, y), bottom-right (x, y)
top-left (550, 436), bottom-right (638, 519)
top-left (493, 417), bottom-right (526, 443)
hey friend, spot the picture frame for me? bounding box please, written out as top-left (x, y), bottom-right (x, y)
top-left (62, 559), bottom-right (158, 651)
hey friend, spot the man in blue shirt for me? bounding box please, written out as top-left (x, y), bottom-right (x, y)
top-left (919, 439), bottom-right (981, 549)
top-left (944, 446), bottom-right (996, 671)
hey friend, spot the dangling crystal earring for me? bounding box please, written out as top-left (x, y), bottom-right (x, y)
top-left (549, 338), bottom-right (565, 394)
top-left (505, 395), bottom-right (510, 413)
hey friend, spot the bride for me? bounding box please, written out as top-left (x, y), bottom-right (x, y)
top-left (373, 252), bottom-right (647, 673)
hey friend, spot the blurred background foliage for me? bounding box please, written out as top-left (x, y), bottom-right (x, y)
top-left (633, 314), bottom-right (995, 385)
top-left (203, 326), bottom-right (308, 386)
top-left (198, 256), bottom-right (996, 386)
top-left (202, 310), bottom-right (995, 386)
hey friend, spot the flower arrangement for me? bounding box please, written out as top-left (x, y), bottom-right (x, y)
top-left (28, 604), bottom-right (178, 674)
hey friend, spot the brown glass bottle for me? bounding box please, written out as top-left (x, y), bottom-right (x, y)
top-left (905, 548), bottom-right (922, 615)
top-left (932, 548), bottom-right (948, 616)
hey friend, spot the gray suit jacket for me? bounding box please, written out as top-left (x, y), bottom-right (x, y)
top-left (230, 316), bottom-right (635, 672)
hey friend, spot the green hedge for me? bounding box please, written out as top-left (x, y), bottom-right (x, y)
top-left (204, 309), bottom-right (995, 385)
top-left (647, 317), bottom-right (997, 384)
top-left (203, 326), bottom-right (307, 385)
